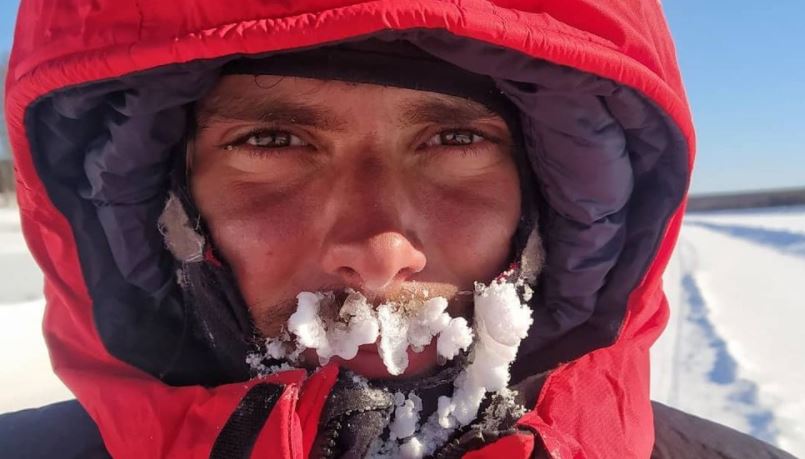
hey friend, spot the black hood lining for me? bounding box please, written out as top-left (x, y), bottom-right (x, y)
top-left (24, 29), bottom-right (688, 386)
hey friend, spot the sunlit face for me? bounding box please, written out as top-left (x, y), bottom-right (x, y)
top-left (190, 75), bottom-right (521, 379)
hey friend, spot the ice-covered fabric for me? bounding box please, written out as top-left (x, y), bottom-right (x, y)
top-left (5, 1), bottom-right (694, 458)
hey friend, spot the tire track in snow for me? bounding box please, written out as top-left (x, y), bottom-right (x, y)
top-left (679, 220), bottom-right (805, 456)
top-left (678, 270), bottom-right (779, 444)
top-left (653, 233), bottom-right (783, 447)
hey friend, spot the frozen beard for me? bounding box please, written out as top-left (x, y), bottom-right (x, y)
top-left (246, 288), bottom-right (473, 375)
top-left (289, 289), bottom-right (473, 376)
top-left (246, 277), bottom-right (533, 458)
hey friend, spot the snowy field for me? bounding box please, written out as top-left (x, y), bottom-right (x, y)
top-left (0, 207), bottom-right (71, 412)
top-left (651, 205), bottom-right (805, 457)
top-left (1, 204), bottom-right (803, 456)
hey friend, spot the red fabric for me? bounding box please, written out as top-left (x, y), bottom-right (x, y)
top-left (252, 385), bottom-right (302, 458)
top-left (249, 365), bottom-right (338, 458)
top-left (5, 1), bottom-right (694, 458)
top-left (295, 364), bottom-right (340, 458)
top-left (463, 432), bottom-right (536, 458)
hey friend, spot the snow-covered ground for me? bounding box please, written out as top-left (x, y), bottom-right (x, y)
top-left (1, 204), bottom-right (803, 456)
top-left (652, 206), bottom-right (805, 457)
top-left (0, 206), bottom-right (71, 413)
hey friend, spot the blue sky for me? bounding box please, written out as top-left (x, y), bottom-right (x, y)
top-left (1, 1), bottom-right (804, 194)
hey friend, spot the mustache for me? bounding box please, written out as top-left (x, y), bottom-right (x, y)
top-left (254, 282), bottom-right (474, 337)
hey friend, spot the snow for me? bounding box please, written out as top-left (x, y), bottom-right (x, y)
top-left (276, 289), bottom-right (470, 376)
top-left (0, 207), bottom-right (72, 413)
top-left (369, 279), bottom-right (532, 458)
top-left (389, 392), bottom-right (421, 440)
top-left (288, 292), bottom-right (330, 351)
top-left (398, 437), bottom-right (424, 459)
top-left (376, 303), bottom-right (411, 375)
top-left (652, 205), bottom-right (805, 457)
top-left (0, 209), bottom-right (44, 304)
top-left (435, 317), bottom-right (473, 362)
top-left (257, 278), bottom-right (530, 456)
top-left (437, 280), bottom-right (532, 428)
top-left (408, 297), bottom-right (452, 352)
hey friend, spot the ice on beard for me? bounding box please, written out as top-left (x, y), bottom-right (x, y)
top-left (287, 292), bottom-right (328, 350)
top-left (276, 289), bottom-right (472, 376)
top-left (377, 303), bottom-right (411, 375)
top-left (436, 280), bottom-right (533, 430)
top-left (406, 298), bottom-right (451, 351)
top-left (265, 337), bottom-right (288, 360)
top-left (371, 280), bottom-right (533, 459)
top-left (389, 391), bottom-right (422, 440)
top-left (436, 317), bottom-right (473, 362)
top-left (287, 291), bottom-right (380, 365)
top-left (378, 296), bottom-right (468, 376)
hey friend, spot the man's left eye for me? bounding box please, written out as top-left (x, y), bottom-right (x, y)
top-left (425, 130), bottom-right (485, 148)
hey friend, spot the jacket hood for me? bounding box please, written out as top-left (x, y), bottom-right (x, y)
top-left (5, 2), bottom-right (694, 458)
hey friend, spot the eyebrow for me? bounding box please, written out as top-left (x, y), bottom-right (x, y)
top-left (196, 95), bottom-right (349, 132)
top-left (399, 96), bottom-right (501, 126)
top-left (196, 91), bottom-right (501, 132)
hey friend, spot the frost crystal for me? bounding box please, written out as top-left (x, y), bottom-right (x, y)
top-left (436, 317), bottom-right (473, 361)
top-left (286, 291), bottom-right (380, 365)
top-left (245, 350), bottom-right (297, 377)
top-left (264, 288), bottom-right (473, 376)
top-left (389, 392), bottom-right (422, 440)
top-left (377, 303), bottom-right (411, 375)
top-left (369, 279), bottom-right (533, 458)
top-left (399, 437), bottom-right (424, 459)
top-left (287, 292), bottom-right (329, 351)
top-left (436, 280), bottom-right (533, 429)
top-left (407, 297), bottom-right (451, 351)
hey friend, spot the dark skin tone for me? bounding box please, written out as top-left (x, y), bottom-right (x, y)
top-left (190, 75), bottom-right (521, 378)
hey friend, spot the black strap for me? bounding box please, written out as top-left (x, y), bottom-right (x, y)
top-left (209, 383), bottom-right (284, 459)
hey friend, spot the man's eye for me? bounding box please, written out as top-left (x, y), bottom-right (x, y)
top-left (425, 130), bottom-right (485, 148)
top-left (242, 131), bottom-right (307, 148)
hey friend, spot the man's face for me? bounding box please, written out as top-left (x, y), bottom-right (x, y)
top-left (191, 75), bottom-right (521, 379)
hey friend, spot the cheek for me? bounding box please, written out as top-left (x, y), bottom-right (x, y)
top-left (414, 172), bottom-right (521, 283)
top-left (193, 176), bottom-right (321, 312)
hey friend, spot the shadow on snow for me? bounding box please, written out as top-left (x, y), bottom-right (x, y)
top-left (681, 273), bottom-right (779, 444)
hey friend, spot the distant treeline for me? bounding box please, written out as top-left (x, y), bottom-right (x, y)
top-left (687, 187), bottom-right (805, 212)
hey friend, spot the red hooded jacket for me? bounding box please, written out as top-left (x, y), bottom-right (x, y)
top-left (5, 1), bottom-right (695, 458)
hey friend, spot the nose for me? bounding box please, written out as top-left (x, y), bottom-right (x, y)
top-left (322, 231), bottom-right (427, 293)
top-left (320, 156), bottom-right (426, 294)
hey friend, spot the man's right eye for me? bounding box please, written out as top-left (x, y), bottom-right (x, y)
top-left (244, 131), bottom-right (307, 148)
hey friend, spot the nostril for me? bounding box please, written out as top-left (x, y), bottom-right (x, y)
top-left (333, 265), bottom-right (422, 293)
top-left (336, 266), bottom-right (361, 286)
top-left (395, 267), bottom-right (417, 281)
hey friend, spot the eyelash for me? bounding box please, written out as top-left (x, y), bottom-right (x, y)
top-left (420, 128), bottom-right (494, 154)
top-left (222, 127), bottom-right (497, 157)
top-left (223, 129), bottom-right (310, 157)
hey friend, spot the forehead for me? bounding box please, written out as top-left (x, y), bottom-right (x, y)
top-left (195, 75), bottom-right (502, 128)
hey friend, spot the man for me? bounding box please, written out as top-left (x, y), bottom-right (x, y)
top-left (0, 1), bottom-right (796, 458)
top-left (188, 54), bottom-right (525, 380)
